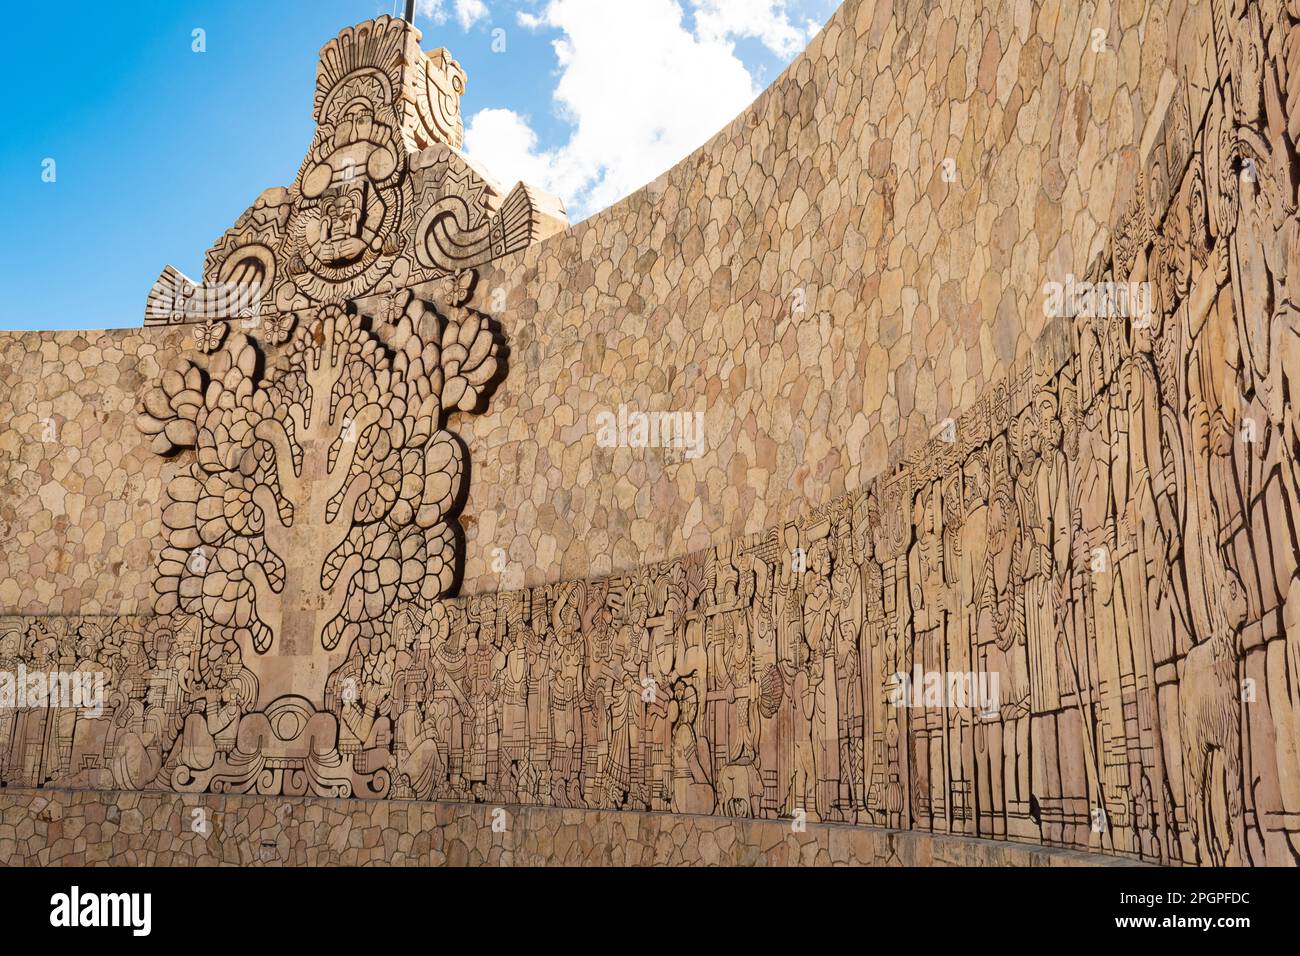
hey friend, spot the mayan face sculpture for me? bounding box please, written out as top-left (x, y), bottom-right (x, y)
top-left (143, 15), bottom-right (566, 327)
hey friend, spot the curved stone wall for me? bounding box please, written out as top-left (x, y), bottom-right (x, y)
top-left (1, 0), bottom-right (1299, 868)
top-left (459, 0), bottom-right (1198, 590)
top-left (0, 786), bottom-right (1135, 867)
top-left (1, 0), bottom-right (1197, 604)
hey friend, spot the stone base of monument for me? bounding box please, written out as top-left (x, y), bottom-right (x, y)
top-left (0, 787), bottom-right (1144, 867)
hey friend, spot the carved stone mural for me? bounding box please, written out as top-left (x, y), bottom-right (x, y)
top-left (143, 15), bottom-right (567, 328)
top-left (3, 2), bottom-right (1300, 869)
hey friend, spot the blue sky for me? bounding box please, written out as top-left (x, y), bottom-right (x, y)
top-left (0, 0), bottom-right (836, 331)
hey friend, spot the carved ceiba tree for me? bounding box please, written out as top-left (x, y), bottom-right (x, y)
top-left (138, 292), bottom-right (499, 704)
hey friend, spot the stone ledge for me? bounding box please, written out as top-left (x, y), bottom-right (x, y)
top-left (0, 787), bottom-right (1145, 867)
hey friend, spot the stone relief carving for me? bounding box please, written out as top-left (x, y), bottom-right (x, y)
top-left (137, 294), bottom-right (501, 699)
top-left (143, 15), bottom-right (567, 328)
top-left (5, 3), bottom-right (1300, 869)
top-left (125, 282), bottom-right (504, 798)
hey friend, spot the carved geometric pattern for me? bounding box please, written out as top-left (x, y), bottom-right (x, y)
top-left (136, 287), bottom-right (501, 701)
top-left (143, 14), bottom-right (567, 328)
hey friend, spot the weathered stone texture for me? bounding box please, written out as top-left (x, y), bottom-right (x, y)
top-left (2, 0), bottom-right (1298, 870)
top-left (458, 0), bottom-right (1204, 590)
top-left (0, 328), bottom-right (189, 615)
top-left (0, 787), bottom-right (1132, 867)
top-left (0, 0), bottom-right (1204, 596)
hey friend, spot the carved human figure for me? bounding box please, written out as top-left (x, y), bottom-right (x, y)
top-left (600, 669), bottom-right (639, 808)
top-left (1027, 387), bottom-right (1073, 842)
top-left (64, 626), bottom-right (117, 787)
top-left (941, 470), bottom-right (975, 834)
top-left (977, 437), bottom-right (1025, 839)
top-left (169, 672), bottom-right (247, 787)
top-left (647, 673), bottom-right (714, 814)
top-left (548, 582), bottom-right (586, 807)
top-left (393, 691), bottom-right (444, 799)
top-left (961, 451), bottom-right (996, 814)
top-left (789, 537), bottom-right (834, 819)
top-left (907, 486), bottom-right (948, 829)
top-left (852, 492), bottom-right (888, 821)
top-left (493, 606), bottom-right (532, 801)
top-left (1073, 397), bottom-right (1135, 853)
top-left (0, 628), bottom-right (23, 782)
top-left (830, 517), bottom-right (865, 818)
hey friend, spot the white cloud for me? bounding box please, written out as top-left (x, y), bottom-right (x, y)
top-left (455, 0), bottom-right (490, 29)
top-left (463, 107), bottom-right (566, 192)
top-left (414, 0), bottom-right (447, 22)
top-left (689, 0), bottom-right (812, 58)
top-left (463, 0), bottom-right (768, 220)
top-left (415, 0), bottom-right (490, 29)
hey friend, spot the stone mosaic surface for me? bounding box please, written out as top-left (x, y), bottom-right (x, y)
top-left (0, 787), bottom-right (1129, 867)
top-left (459, 0), bottom-right (1216, 589)
top-left (1, 0), bottom-right (1211, 603)
top-left (1, 0), bottom-right (1299, 870)
top-left (0, 328), bottom-right (189, 615)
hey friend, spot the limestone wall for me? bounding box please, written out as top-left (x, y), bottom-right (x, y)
top-left (0, 328), bottom-right (188, 615)
top-left (459, 0), bottom-right (1206, 590)
top-left (1, 0), bottom-right (1205, 598)
top-left (0, 787), bottom-right (1128, 867)
top-left (2, 0), bottom-right (1299, 869)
